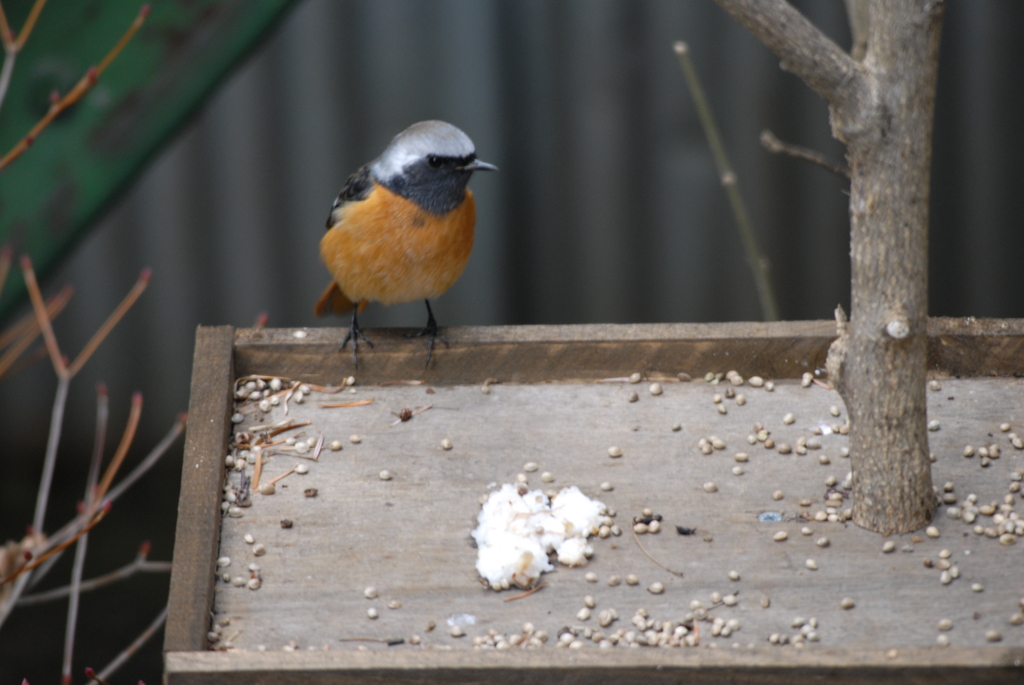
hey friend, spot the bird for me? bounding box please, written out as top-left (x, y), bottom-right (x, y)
top-left (315, 121), bottom-right (497, 368)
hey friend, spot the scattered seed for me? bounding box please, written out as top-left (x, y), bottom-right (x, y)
top-left (350, 435), bottom-right (362, 444)
top-left (760, 595), bottom-right (771, 608)
top-left (926, 526), bottom-right (940, 538)
top-left (728, 570), bottom-right (740, 581)
top-left (772, 490), bottom-right (784, 501)
top-left (541, 472), bottom-right (555, 483)
top-left (773, 531), bottom-right (788, 542)
top-left (801, 373), bottom-right (813, 388)
top-left (928, 420), bottom-right (941, 431)
top-left (937, 618), bottom-right (953, 631)
top-left (295, 463), bottom-right (309, 475)
top-left (671, 422), bottom-right (682, 431)
top-left (819, 455), bottom-right (831, 465)
top-left (801, 527), bottom-right (813, 536)
top-left (985, 630), bottom-right (1002, 642)
top-left (648, 520), bottom-right (661, 534)
top-left (816, 536), bottom-right (830, 548)
top-left (732, 466), bottom-right (744, 476)
top-left (247, 578), bottom-right (261, 590)
top-left (328, 440), bottom-right (343, 451)
top-left (524, 462), bottom-right (539, 472)
top-left (840, 597), bottom-right (855, 610)
top-left (577, 607), bottom-right (592, 621)
top-left (607, 575), bottom-right (621, 586)
top-left (717, 404), bottom-right (728, 415)
top-left (749, 376), bottom-right (764, 387)
top-left (971, 583), bottom-right (984, 593)
top-left (777, 443), bottom-right (792, 454)
top-left (626, 574), bottom-right (639, 586)
top-left (367, 608), bottom-right (379, 619)
top-left (703, 482), bottom-right (718, 493)
top-left (450, 625), bottom-right (464, 637)
top-left (585, 572), bottom-right (599, 583)
top-left (627, 391), bottom-right (639, 402)
top-left (711, 436), bottom-right (726, 450)
top-left (783, 413), bottom-right (795, 425)
top-left (441, 438), bottom-right (453, 450)
top-left (829, 405), bottom-right (841, 417)
top-left (1000, 422), bottom-right (1011, 432)
top-left (805, 559), bottom-right (818, 570)
top-left (387, 599), bottom-right (402, 609)
top-left (379, 470), bottom-right (393, 481)
top-left (608, 446), bottom-right (623, 458)
top-left (628, 372), bottom-right (642, 384)
top-left (649, 383), bottom-right (663, 396)
top-left (253, 543), bottom-right (266, 556)
top-left (648, 582), bottom-right (665, 594)
top-left (765, 381), bottom-right (775, 392)
top-left (734, 452), bottom-right (749, 462)
top-left (1009, 613), bottom-right (1024, 625)
top-left (259, 483), bottom-right (275, 496)
top-left (243, 534), bottom-right (255, 544)
top-left (600, 481), bottom-right (614, 491)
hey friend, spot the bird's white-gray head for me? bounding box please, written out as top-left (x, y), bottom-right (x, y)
top-left (370, 121), bottom-right (497, 215)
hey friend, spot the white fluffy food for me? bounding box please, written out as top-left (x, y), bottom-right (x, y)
top-left (472, 484), bottom-right (606, 591)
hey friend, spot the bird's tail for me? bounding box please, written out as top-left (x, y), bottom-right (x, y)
top-left (314, 281), bottom-right (367, 316)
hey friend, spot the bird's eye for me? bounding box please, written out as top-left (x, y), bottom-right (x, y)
top-left (427, 155), bottom-right (441, 168)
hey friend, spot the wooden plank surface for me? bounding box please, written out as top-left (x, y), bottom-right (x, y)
top-left (180, 374), bottom-right (1023, 680)
top-left (165, 647), bottom-right (1024, 685)
top-left (232, 318), bottom-right (1024, 385)
top-left (165, 326), bottom-right (235, 652)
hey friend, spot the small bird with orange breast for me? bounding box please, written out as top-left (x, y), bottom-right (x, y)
top-left (316, 121), bottom-right (497, 367)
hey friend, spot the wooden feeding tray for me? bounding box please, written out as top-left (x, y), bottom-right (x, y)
top-left (164, 320), bottom-right (1024, 684)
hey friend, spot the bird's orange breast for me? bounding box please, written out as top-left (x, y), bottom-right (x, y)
top-left (320, 183), bottom-right (476, 306)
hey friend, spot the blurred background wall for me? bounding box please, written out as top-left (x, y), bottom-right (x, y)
top-left (3, 1), bottom-right (1023, 682)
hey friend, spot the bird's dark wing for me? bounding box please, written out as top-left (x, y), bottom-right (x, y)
top-left (326, 164), bottom-right (374, 229)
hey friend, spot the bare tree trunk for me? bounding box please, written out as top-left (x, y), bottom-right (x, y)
top-left (713, 0), bottom-right (943, 533)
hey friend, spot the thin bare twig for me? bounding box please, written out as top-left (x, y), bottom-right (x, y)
top-left (63, 385), bottom-right (109, 682)
top-left (760, 130), bottom-right (850, 179)
top-left (87, 604), bottom-right (168, 685)
top-left (0, 4), bottom-right (149, 171)
top-left (0, 245), bottom-right (10, 300)
top-left (20, 552), bottom-right (169, 606)
top-left (1, 504), bottom-right (111, 587)
top-left (674, 41), bottom-right (779, 321)
top-left (67, 269), bottom-right (150, 377)
top-left (20, 256), bottom-right (66, 377)
top-left (8, 0), bottom-right (49, 50)
top-left (631, 526), bottom-right (685, 577)
top-left (33, 375), bottom-right (69, 533)
top-left (43, 415), bottom-right (186, 554)
top-left (93, 392), bottom-right (143, 507)
top-left (0, 285), bottom-right (73, 379)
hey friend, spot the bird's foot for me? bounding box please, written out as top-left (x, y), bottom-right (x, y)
top-left (340, 311), bottom-right (373, 368)
top-left (405, 300), bottom-right (448, 368)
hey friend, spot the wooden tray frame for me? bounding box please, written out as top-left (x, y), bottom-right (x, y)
top-left (164, 319), bottom-right (1024, 684)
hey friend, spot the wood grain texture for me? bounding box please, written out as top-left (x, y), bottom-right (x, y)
top-left (165, 326), bottom-right (235, 652)
top-left (233, 319), bottom-right (1024, 386)
top-left (166, 647), bottom-right (1024, 684)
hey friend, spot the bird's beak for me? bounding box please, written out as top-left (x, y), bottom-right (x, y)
top-left (459, 159), bottom-right (498, 172)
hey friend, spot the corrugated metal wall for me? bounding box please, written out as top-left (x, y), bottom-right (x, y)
top-left (3, 1), bottom-right (1024, 680)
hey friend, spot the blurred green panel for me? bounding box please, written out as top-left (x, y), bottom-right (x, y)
top-left (0, 0), bottom-right (300, 319)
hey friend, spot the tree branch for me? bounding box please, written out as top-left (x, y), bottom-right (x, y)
top-left (713, 0), bottom-right (861, 108)
top-left (760, 129), bottom-right (851, 179)
top-left (844, 0), bottom-right (870, 61)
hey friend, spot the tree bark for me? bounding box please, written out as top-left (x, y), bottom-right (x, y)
top-left (714, 0), bottom-right (943, 533)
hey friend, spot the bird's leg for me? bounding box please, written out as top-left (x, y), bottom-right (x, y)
top-left (405, 299), bottom-right (449, 367)
top-left (340, 305), bottom-right (373, 368)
